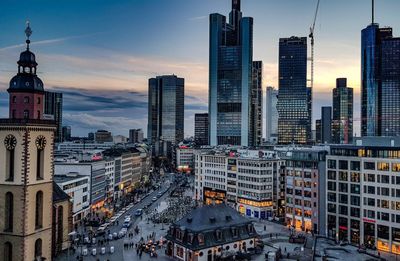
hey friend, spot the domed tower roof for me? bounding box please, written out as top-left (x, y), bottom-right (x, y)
top-left (8, 21), bottom-right (44, 94)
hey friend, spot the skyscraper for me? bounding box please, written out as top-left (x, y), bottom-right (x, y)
top-left (332, 78), bottom-right (353, 144)
top-left (265, 87), bottom-right (279, 143)
top-left (62, 126), bottom-right (71, 141)
top-left (320, 106), bottom-right (332, 144)
top-left (208, 0), bottom-right (254, 146)
top-left (251, 61), bottom-right (263, 146)
top-left (148, 75), bottom-right (184, 155)
top-left (277, 37), bottom-right (310, 144)
top-left (44, 91), bottom-right (63, 143)
top-left (361, 23), bottom-right (400, 137)
top-left (129, 129), bottom-right (144, 143)
top-left (194, 113), bottom-right (209, 146)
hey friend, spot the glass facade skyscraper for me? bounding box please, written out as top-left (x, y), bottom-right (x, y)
top-left (265, 86), bottom-right (278, 143)
top-left (332, 78), bottom-right (353, 144)
top-left (277, 37), bottom-right (310, 144)
top-left (361, 24), bottom-right (400, 137)
top-left (194, 113), bottom-right (209, 146)
top-left (208, 0), bottom-right (254, 146)
top-left (44, 91), bottom-right (63, 143)
top-left (251, 61), bottom-right (263, 146)
top-left (148, 75), bottom-right (184, 155)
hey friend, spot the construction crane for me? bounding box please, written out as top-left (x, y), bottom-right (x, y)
top-left (309, 0), bottom-right (320, 91)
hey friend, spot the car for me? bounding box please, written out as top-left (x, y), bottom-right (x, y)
top-left (119, 228), bottom-right (127, 238)
top-left (157, 192), bottom-right (162, 198)
top-left (110, 216), bottom-right (118, 223)
top-left (125, 214), bottom-right (131, 220)
top-left (123, 220), bottom-right (132, 228)
top-left (135, 209), bottom-right (143, 216)
top-left (152, 196), bottom-right (157, 202)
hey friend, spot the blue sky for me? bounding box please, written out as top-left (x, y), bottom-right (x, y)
top-left (0, 0), bottom-right (399, 137)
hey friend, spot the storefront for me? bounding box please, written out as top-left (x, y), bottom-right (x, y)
top-left (363, 221), bottom-right (376, 249)
top-left (203, 188), bottom-right (226, 205)
top-left (350, 219), bottom-right (360, 245)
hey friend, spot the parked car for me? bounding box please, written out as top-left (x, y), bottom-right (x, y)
top-left (152, 196), bottom-right (157, 202)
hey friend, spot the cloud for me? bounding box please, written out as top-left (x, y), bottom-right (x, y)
top-left (189, 16), bottom-right (207, 21)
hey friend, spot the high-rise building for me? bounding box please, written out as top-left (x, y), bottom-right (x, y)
top-left (129, 129), bottom-right (144, 143)
top-left (208, 0), bottom-right (254, 146)
top-left (277, 37), bottom-right (311, 144)
top-left (332, 78), bottom-right (353, 144)
top-left (62, 126), bottom-right (71, 141)
top-left (1, 24), bottom-right (70, 261)
top-left (320, 106), bottom-right (332, 144)
top-left (361, 23), bottom-right (400, 137)
top-left (265, 87), bottom-right (279, 143)
top-left (315, 119), bottom-right (322, 143)
top-left (147, 75), bottom-right (184, 156)
top-left (44, 91), bottom-right (63, 143)
top-left (194, 113), bottom-right (208, 146)
top-left (251, 61), bottom-right (263, 146)
top-left (95, 129), bottom-right (113, 143)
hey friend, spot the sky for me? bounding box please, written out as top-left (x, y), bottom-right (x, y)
top-left (0, 0), bottom-right (399, 138)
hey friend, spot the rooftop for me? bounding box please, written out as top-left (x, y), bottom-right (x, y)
top-left (53, 182), bottom-right (70, 203)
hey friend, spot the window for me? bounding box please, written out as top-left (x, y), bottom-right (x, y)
top-left (83, 195), bottom-right (87, 202)
top-left (351, 184), bottom-right (360, 194)
top-left (381, 175), bottom-right (389, 184)
top-left (6, 149), bottom-right (15, 182)
top-left (339, 194), bottom-right (348, 204)
top-left (23, 110), bottom-right (29, 119)
top-left (339, 183), bottom-right (348, 193)
top-left (392, 163), bottom-right (400, 172)
top-left (339, 205), bottom-right (348, 215)
top-left (35, 239), bottom-right (42, 259)
top-left (12, 96), bottom-right (16, 103)
top-left (35, 191), bottom-right (43, 229)
top-left (378, 162), bottom-right (389, 171)
top-left (350, 172), bottom-right (360, 182)
top-left (37, 110), bottom-right (40, 119)
top-left (328, 171), bottom-right (336, 180)
top-left (350, 161), bottom-right (360, 171)
top-left (37, 97), bottom-right (41, 104)
top-left (339, 161), bottom-right (348, 170)
top-left (23, 96), bottom-right (29, 103)
top-left (328, 160), bottom-right (336, 169)
top-left (12, 110), bottom-right (16, 119)
top-left (339, 172), bottom-right (348, 181)
top-left (328, 181), bottom-right (336, 191)
top-left (36, 148), bottom-right (44, 180)
top-left (350, 196), bottom-right (360, 206)
top-left (364, 162), bottom-right (375, 170)
top-left (4, 192), bottom-right (13, 232)
top-left (3, 242), bottom-right (12, 261)
top-left (350, 207), bottom-right (360, 218)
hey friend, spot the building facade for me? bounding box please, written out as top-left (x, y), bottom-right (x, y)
top-left (332, 78), bottom-right (353, 144)
top-left (44, 91), bottom-right (63, 143)
top-left (62, 126), bottom-right (71, 141)
top-left (318, 106), bottom-right (332, 144)
top-left (54, 174), bottom-right (90, 223)
top-left (148, 75), bottom-right (184, 156)
top-left (194, 148), bottom-right (284, 219)
top-left (326, 138), bottom-right (400, 254)
top-left (283, 148), bottom-right (328, 234)
top-left (194, 113), bottom-right (209, 146)
top-left (277, 37), bottom-right (311, 144)
top-left (95, 130), bottom-right (113, 143)
top-left (265, 87), bottom-right (279, 143)
top-left (129, 128), bottom-right (144, 143)
top-left (208, 0), bottom-right (254, 147)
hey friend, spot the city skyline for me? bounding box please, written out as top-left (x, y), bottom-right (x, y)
top-left (1, 0), bottom-right (400, 137)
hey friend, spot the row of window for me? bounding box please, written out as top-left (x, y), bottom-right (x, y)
top-left (328, 159), bottom-right (400, 172)
top-left (12, 96), bottom-right (41, 104)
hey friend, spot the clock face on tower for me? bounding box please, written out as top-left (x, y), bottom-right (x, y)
top-left (35, 135), bottom-right (47, 150)
top-left (4, 134), bottom-right (17, 150)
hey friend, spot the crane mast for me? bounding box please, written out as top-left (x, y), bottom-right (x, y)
top-left (309, 0), bottom-right (320, 92)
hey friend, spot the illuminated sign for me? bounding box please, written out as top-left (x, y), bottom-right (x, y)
top-left (362, 218), bottom-right (376, 223)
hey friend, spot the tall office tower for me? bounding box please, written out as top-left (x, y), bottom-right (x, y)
top-left (265, 86), bottom-right (279, 143)
top-left (62, 126), bottom-right (71, 141)
top-left (1, 24), bottom-right (56, 261)
top-left (129, 129), bottom-right (144, 143)
top-left (361, 22), bottom-right (400, 137)
top-left (44, 91), bottom-right (63, 143)
top-left (321, 106), bottom-right (332, 144)
top-left (332, 78), bottom-right (353, 144)
top-left (251, 61), bottom-right (263, 146)
top-left (194, 113), bottom-right (209, 146)
top-left (148, 75), bottom-right (184, 155)
top-left (209, 0), bottom-right (254, 146)
top-left (277, 37), bottom-right (310, 144)
top-left (315, 119), bottom-right (322, 143)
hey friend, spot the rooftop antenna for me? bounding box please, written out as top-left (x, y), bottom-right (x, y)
top-left (372, 0), bottom-right (375, 24)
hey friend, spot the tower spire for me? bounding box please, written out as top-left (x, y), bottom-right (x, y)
top-left (372, 0), bottom-right (375, 24)
top-left (25, 20), bottom-right (32, 50)
top-left (232, 0), bottom-right (240, 11)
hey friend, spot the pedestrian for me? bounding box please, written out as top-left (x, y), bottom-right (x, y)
top-left (284, 247), bottom-right (287, 253)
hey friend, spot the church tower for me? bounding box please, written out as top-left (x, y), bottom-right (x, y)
top-left (0, 22), bottom-right (55, 261)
